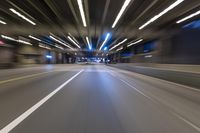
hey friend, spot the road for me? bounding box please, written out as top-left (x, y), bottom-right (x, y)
top-left (0, 64), bottom-right (200, 133)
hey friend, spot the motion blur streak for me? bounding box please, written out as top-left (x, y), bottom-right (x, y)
top-left (0, 0), bottom-right (200, 133)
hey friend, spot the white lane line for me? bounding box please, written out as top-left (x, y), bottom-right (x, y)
top-left (108, 71), bottom-right (200, 133)
top-left (0, 69), bottom-right (84, 133)
top-left (173, 113), bottom-right (200, 132)
top-left (108, 71), bottom-right (154, 101)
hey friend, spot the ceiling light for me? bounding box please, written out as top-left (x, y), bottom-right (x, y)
top-left (39, 43), bottom-right (51, 50)
top-left (18, 40), bottom-right (32, 45)
top-left (29, 35), bottom-right (41, 41)
top-left (139, 0), bottom-right (184, 30)
top-left (145, 55), bottom-right (153, 58)
top-left (55, 44), bottom-right (64, 50)
top-left (49, 35), bottom-right (73, 49)
top-left (116, 47), bottom-right (123, 51)
top-left (68, 33), bottom-right (79, 44)
top-left (1, 35), bottom-right (17, 41)
top-left (9, 8), bottom-right (36, 25)
top-left (0, 20), bottom-right (7, 25)
top-left (109, 38), bottom-right (127, 51)
top-left (46, 55), bottom-right (52, 59)
top-left (176, 10), bottom-right (200, 23)
top-left (99, 33), bottom-right (110, 50)
top-left (77, 0), bottom-right (87, 27)
top-left (1, 35), bottom-right (33, 45)
top-left (112, 0), bottom-right (132, 28)
top-left (104, 46), bottom-right (108, 51)
top-left (67, 36), bottom-right (81, 48)
top-left (86, 36), bottom-right (92, 50)
top-left (127, 39), bottom-right (143, 47)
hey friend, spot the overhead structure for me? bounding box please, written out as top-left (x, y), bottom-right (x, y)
top-left (0, 0), bottom-right (198, 53)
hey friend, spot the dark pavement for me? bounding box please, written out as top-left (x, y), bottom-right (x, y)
top-left (0, 64), bottom-right (199, 133)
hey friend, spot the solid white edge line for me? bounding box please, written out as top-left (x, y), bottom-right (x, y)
top-left (120, 73), bottom-right (200, 132)
top-left (173, 113), bottom-right (200, 132)
top-left (107, 70), bottom-right (200, 132)
top-left (0, 70), bottom-right (84, 133)
top-left (108, 71), bottom-right (153, 100)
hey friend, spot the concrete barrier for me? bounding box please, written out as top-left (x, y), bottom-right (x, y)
top-left (108, 63), bottom-right (200, 89)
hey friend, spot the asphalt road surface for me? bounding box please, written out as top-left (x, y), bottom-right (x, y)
top-left (0, 64), bottom-right (199, 133)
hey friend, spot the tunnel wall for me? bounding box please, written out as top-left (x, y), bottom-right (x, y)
top-left (0, 46), bottom-right (14, 67)
top-left (169, 30), bottom-right (200, 64)
top-left (115, 29), bottom-right (200, 64)
top-left (107, 63), bottom-right (200, 88)
top-left (0, 42), bottom-right (72, 67)
top-left (17, 44), bottom-right (44, 64)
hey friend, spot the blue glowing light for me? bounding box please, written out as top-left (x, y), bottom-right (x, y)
top-left (183, 20), bottom-right (200, 29)
top-left (46, 55), bottom-right (52, 59)
top-left (89, 45), bottom-right (92, 50)
top-left (99, 33), bottom-right (111, 50)
top-left (143, 41), bottom-right (155, 53)
top-left (121, 53), bottom-right (134, 57)
top-left (104, 47), bottom-right (108, 51)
